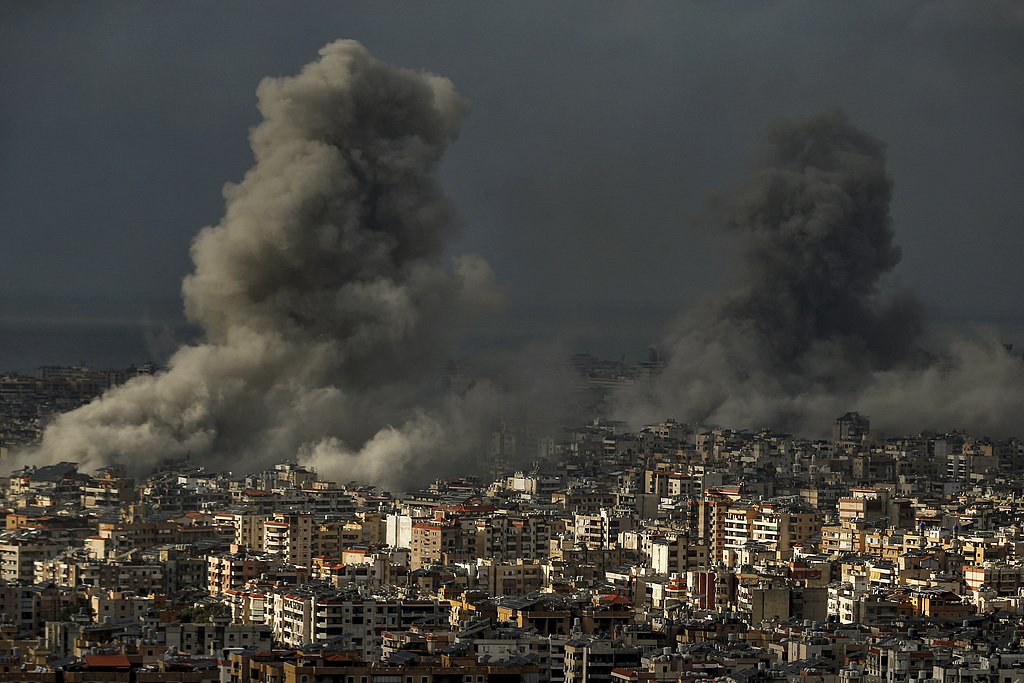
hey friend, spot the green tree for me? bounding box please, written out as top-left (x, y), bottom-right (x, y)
top-left (177, 602), bottom-right (225, 623)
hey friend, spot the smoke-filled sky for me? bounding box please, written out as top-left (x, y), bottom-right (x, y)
top-left (615, 108), bottom-right (1024, 440)
top-left (2, 2), bottom-right (1022, 348)
top-left (12, 39), bottom-right (566, 488)
top-left (2, 3), bottom-right (1024, 476)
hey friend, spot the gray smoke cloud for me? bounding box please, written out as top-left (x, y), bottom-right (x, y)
top-left (18, 40), bottom-right (520, 488)
top-left (618, 108), bottom-right (1024, 438)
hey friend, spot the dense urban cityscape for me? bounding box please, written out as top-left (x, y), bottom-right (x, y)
top-left (0, 357), bottom-right (1023, 683)
top-left (3, 6), bottom-right (1022, 683)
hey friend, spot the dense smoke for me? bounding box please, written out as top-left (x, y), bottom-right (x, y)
top-left (20, 40), bottom-right (522, 488)
top-left (619, 108), bottom-right (1024, 438)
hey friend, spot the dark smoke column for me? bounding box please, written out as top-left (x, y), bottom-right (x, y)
top-left (22, 40), bottom-right (505, 487)
top-left (620, 108), bottom-right (925, 434)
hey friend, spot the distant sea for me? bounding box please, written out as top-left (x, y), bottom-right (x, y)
top-left (0, 293), bottom-right (199, 375)
top-left (0, 300), bottom-right (672, 376)
top-left (2, 293), bottom-right (1023, 375)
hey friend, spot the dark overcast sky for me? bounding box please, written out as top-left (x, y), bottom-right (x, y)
top-left (2, 2), bottom-right (1022, 344)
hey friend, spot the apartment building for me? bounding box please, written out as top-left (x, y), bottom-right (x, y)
top-left (208, 550), bottom-right (282, 598)
top-left (264, 512), bottom-right (314, 567)
top-left (0, 531), bottom-right (65, 583)
top-left (573, 509), bottom-right (634, 550)
top-left (475, 515), bottom-right (552, 561)
top-left (268, 588), bottom-right (448, 658)
top-left (472, 558), bottom-right (545, 596)
top-left (689, 494), bottom-right (732, 563)
top-left (94, 520), bottom-right (179, 558)
top-left (410, 522), bottom-right (466, 570)
top-left (214, 512), bottom-right (265, 550)
top-left (751, 501), bottom-right (822, 560)
top-left (722, 501), bottom-right (759, 565)
top-left (650, 533), bottom-right (709, 575)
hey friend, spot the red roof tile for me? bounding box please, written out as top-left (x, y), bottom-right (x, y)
top-left (85, 654), bottom-right (132, 668)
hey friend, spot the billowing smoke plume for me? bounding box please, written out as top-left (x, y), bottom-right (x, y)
top-left (619, 108), bottom-right (1024, 438)
top-left (19, 40), bottom-right (519, 488)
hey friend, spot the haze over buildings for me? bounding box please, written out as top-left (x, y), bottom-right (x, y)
top-left (0, 23), bottom-right (1020, 485)
top-left (616, 109), bottom-right (1024, 440)
top-left (2, 6), bottom-right (1023, 483)
top-left (10, 41), bottom-right (568, 489)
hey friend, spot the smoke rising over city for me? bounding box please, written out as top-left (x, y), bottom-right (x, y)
top-left (16, 40), bottom-right (531, 488)
top-left (11, 34), bottom-right (1024, 486)
top-left (618, 109), bottom-right (1024, 439)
